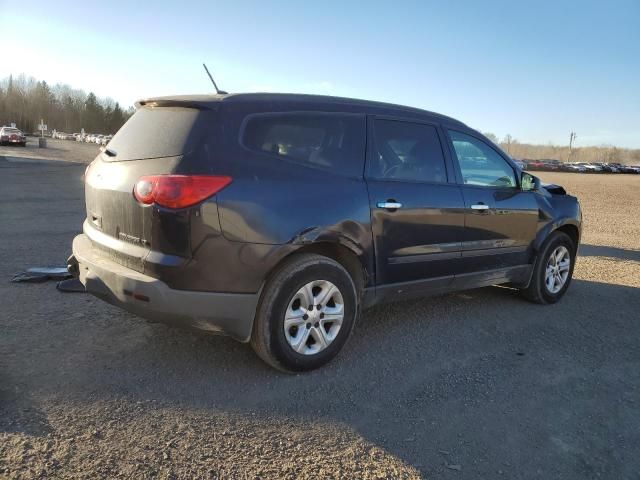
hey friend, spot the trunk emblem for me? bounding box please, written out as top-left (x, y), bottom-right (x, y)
top-left (118, 232), bottom-right (149, 246)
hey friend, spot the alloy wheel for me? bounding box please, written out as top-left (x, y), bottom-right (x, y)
top-left (545, 245), bottom-right (571, 294)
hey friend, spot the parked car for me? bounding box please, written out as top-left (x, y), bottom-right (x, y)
top-left (513, 159), bottom-right (526, 170)
top-left (609, 163), bottom-right (637, 174)
top-left (596, 163), bottom-right (615, 173)
top-left (577, 162), bottom-right (602, 173)
top-left (564, 163), bottom-right (587, 173)
top-left (101, 135), bottom-right (113, 145)
top-left (524, 160), bottom-right (546, 171)
top-left (541, 159), bottom-right (561, 171)
top-left (69, 93), bottom-right (583, 372)
top-left (0, 126), bottom-right (27, 146)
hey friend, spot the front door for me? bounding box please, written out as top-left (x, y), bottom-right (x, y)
top-left (366, 118), bottom-right (466, 291)
top-left (446, 130), bottom-right (539, 274)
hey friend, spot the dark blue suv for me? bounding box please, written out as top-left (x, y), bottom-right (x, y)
top-left (70, 93), bottom-right (582, 372)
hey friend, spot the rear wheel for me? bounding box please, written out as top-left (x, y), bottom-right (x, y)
top-left (251, 254), bottom-right (358, 372)
top-left (522, 231), bottom-right (576, 304)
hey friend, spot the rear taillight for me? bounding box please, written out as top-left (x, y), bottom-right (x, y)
top-left (133, 175), bottom-right (232, 209)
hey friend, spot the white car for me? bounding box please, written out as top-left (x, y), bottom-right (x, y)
top-left (566, 163), bottom-right (587, 173)
top-left (579, 163), bottom-right (602, 173)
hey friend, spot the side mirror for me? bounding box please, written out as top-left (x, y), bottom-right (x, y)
top-left (521, 172), bottom-right (540, 191)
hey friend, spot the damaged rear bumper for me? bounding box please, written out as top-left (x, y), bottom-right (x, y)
top-left (71, 233), bottom-right (258, 342)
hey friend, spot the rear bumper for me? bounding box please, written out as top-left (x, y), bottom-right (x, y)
top-left (72, 233), bottom-right (259, 342)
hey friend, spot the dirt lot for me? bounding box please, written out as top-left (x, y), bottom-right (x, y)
top-left (1, 150), bottom-right (639, 478)
top-left (0, 137), bottom-right (99, 163)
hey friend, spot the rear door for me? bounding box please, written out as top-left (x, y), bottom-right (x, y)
top-left (445, 129), bottom-right (539, 275)
top-left (366, 117), bottom-right (465, 291)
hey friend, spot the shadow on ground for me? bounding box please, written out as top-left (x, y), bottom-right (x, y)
top-left (580, 244), bottom-right (640, 262)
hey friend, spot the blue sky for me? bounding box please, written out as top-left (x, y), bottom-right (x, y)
top-left (1, 0), bottom-right (639, 147)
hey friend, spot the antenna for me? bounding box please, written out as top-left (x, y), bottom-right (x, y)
top-left (203, 63), bottom-right (228, 95)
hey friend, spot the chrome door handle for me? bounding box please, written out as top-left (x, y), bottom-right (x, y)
top-left (377, 201), bottom-right (403, 209)
top-left (471, 204), bottom-right (490, 210)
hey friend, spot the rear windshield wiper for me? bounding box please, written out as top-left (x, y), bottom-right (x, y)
top-left (100, 147), bottom-right (117, 157)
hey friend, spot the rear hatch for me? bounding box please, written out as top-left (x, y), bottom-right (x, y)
top-left (84, 105), bottom-right (215, 273)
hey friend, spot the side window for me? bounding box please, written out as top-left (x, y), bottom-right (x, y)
top-left (448, 130), bottom-right (516, 188)
top-left (369, 119), bottom-right (447, 183)
top-left (242, 113), bottom-right (365, 177)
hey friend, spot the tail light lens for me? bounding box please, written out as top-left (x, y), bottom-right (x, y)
top-left (133, 175), bottom-right (232, 209)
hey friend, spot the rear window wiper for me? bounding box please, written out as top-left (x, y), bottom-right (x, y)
top-left (100, 146), bottom-right (117, 157)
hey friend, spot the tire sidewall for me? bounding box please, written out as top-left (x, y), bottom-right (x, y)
top-left (537, 232), bottom-right (576, 303)
top-left (266, 260), bottom-right (357, 371)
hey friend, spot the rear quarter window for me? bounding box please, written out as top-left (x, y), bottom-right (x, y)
top-left (241, 112), bottom-right (365, 177)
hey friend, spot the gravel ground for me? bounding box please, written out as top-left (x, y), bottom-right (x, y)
top-left (0, 154), bottom-right (639, 479)
top-left (0, 137), bottom-right (99, 163)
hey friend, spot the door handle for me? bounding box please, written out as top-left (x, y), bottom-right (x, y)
top-left (377, 201), bottom-right (403, 210)
top-left (471, 203), bottom-right (490, 210)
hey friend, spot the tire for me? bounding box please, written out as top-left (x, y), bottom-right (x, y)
top-left (251, 253), bottom-right (358, 373)
top-left (522, 231), bottom-right (576, 304)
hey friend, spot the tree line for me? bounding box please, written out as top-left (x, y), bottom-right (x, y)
top-left (0, 74), bottom-right (134, 135)
top-left (484, 133), bottom-right (640, 165)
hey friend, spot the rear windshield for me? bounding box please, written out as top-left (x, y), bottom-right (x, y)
top-left (106, 107), bottom-right (208, 161)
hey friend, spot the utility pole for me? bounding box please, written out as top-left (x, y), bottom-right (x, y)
top-left (568, 132), bottom-right (577, 161)
top-left (504, 134), bottom-right (513, 155)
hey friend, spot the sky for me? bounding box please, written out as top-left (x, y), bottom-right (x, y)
top-left (1, 0), bottom-right (639, 148)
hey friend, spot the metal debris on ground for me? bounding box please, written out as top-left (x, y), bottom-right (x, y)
top-left (56, 278), bottom-right (86, 293)
top-left (11, 266), bottom-right (71, 283)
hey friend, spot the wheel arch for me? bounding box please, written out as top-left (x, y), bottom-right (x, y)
top-left (269, 241), bottom-right (370, 296)
top-left (534, 218), bottom-right (581, 253)
top-left (555, 223), bottom-right (580, 251)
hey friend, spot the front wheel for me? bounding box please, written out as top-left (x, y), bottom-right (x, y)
top-left (250, 253), bottom-right (358, 372)
top-left (522, 231), bottom-right (576, 304)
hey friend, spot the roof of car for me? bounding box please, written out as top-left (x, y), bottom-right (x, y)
top-left (136, 92), bottom-right (467, 127)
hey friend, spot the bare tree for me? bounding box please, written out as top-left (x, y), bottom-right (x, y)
top-left (0, 74), bottom-right (133, 134)
top-left (483, 132), bottom-right (499, 143)
top-left (567, 132), bottom-right (577, 161)
top-left (501, 134), bottom-right (517, 155)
